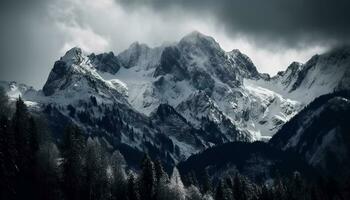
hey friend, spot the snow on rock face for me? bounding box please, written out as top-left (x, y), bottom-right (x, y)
top-left (93, 35), bottom-right (349, 141)
top-left (42, 47), bottom-right (128, 106)
top-left (241, 79), bottom-right (301, 139)
top-left (176, 90), bottom-right (220, 128)
top-left (97, 31), bottom-right (270, 140)
top-left (0, 81), bottom-right (35, 100)
top-left (227, 49), bottom-right (260, 79)
top-left (3, 32), bottom-right (350, 161)
top-left (254, 46), bottom-right (350, 104)
top-left (176, 90), bottom-right (251, 142)
top-left (150, 104), bottom-right (205, 158)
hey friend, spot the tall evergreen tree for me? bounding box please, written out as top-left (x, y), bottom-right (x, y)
top-left (215, 181), bottom-right (230, 200)
top-left (62, 125), bottom-right (86, 200)
top-left (36, 142), bottom-right (61, 200)
top-left (139, 154), bottom-right (156, 200)
top-left (110, 150), bottom-right (127, 200)
top-left (0, 90), bottom-right (17, 200)
top-left (154, 159), bottom-right (169, 200)
top-left (169, 167), bottom-right (186, 200)
top-left (84, 137), bottom-right (109, 200)
top-left (28, 117), bottom-right (39, 154)
top-left (11, 97), bottom-right (40, 199)
top-left (258, 184), bottom-right (271, 200)
top-left (233, 174), bottom-right (250, 200)
top-left (200, 168), bottom-right (211, 194)
top-left (12, 97), bottom-right (30, 168)
top-left (127, 173), bottom-right (140, 200)
top-left (272, 177), bottom-right (286, 200)
top-left (154, 159), bottom-right (168, 184)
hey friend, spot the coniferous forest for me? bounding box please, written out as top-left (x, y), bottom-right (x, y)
top-left (1, 87), bottom-right (348, 200)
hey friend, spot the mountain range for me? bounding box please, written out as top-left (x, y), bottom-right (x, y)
top-left (1, 31), bottom-right (350, 175)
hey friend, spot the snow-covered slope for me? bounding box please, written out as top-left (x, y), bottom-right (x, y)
top-left (250, 46), bottom-right (350, 104)
top-left (1, 32), bottom-right (349, 165)
top-left (93, 31), bottom-right (303, 139)
top-left (42, 47), bottom-right (128, 105)
top-left (0, 81), bottom-right (39, 108)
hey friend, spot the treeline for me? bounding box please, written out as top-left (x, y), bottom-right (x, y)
top-left (0, 88), bottom-right (206, 200)
top-left (0, 87), bottom-right (347, 200)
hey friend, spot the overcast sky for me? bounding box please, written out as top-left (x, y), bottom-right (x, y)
top-left (0, 0), bottom-right (349, 89)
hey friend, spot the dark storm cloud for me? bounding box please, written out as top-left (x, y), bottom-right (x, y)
top-left (118, 0), bottom-right (350, 47)
top-left (0, 0), bottom-right (348, 88)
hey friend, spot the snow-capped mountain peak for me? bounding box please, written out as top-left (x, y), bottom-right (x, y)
top-left (42, 47), bottom-right (128, 106)
top-left (2, 33), bottom-right (350, 165)
top-left (61, 47), bottom-right (85, 65)
top-left (179, 31), bottom-right (220, 50)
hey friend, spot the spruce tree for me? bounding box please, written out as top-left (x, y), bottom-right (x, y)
top-left (11, 97), bottom-right (40, 199)
top-left (233, 174), bottom-right (248, 200)
top-left (12, 97), bottom-right (30, 168)
top-left (154, 159), bottom-right (168, 184)
top-left (127, 173), bottom-right (140, 200)
top-left (200, 168), bottom-right (211, 194)
top-left (139, 154), bottom-right (156, 200)
top-left (154, 159), bottom-right (169, 200)
top-left (37, 142), bottom-right (61, 200)
top-left (169, 167), bottom-right (186, 200)
top-left (259, 184), bottom-right (272, 200)
top-left (0, 114), bottom-right (17, 199)
top-left (62, 125), bottom-right (86, 200)
top-left (84, 137), bottom-right (109, 200)
top-left (110, 150), bottom-right (127, 200)
top-left (28, 117), bottom-right (39, 162)
top-left (215, 181), bottom-right (229, 200)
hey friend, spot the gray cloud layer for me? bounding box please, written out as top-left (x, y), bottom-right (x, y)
top-left (0, 0), bottom-right (348, 88)
top-left (0, 0), bottom-right (65, 88)
top-left (119, 0), bottom-right (350, 47)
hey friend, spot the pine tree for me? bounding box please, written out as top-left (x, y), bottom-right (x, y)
top-left (84, 137), bottom-right (109, 200)
top-left (258, 184), bottom-right (272, 200)
top-left (139, 154), bottom-right (156, 200)
top-left (127, 173), bottom-right (140, 200)
top-left (200, 168), bottom-right (211, 194)
top-left (233, 174), bottom-right (249, 200)
top-left (0, 114), bottom-right (17, 199)
top-left (37, 142), bottom-right (61, 200)
top-left (215, 181), bottom-right (230, 200)
top-left (154, 159), bottom-right (167, 184)
top-left (286, 172), bottom-right (305, 200)
top-left (168, 167), bottom-right (186, 200)
top-left (11, 97), bottom-right (40, 199)
top-left (154, 159), bottom-right (170, 200)
top-left (110, 150), bottom-right (127, 200)
top-left (28, 117), bottom-right (39, 160)
top-left (12, 97), bottom-right (30, 168)
top-left (272, 177), bottom-right (286, 200)
top-left (62, 125), bottom-right (86, 200)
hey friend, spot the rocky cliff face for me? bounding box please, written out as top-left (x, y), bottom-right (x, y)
top-left (2, 32), bottom-right (350, 166)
